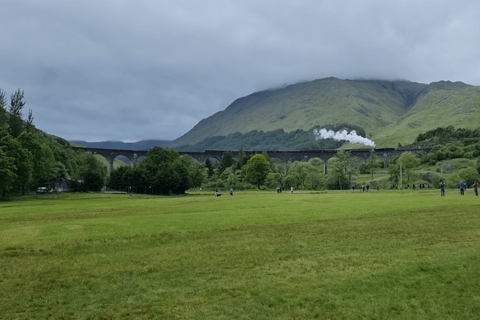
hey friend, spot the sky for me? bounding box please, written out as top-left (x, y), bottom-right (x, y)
top-left (1, 0), bottom-right (479, 142)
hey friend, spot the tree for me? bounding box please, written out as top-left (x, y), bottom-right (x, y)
top-left (0, 147), bottom-right (16, 197)
top-left (8, 89), bottom-right (26, 138)
top-left (181, 155), bottom-right (207, 188)
top-left (205, 158), bottom-right (214, 177)
top-left (73, 153), bottom-right (108, 192)
top-left (245, 154), bottom-right (271, 188)
top-left (326, 151), bottom-right (352, 190)
top-left (265, 172), bottom-right (284, 189)
top-left (26, 109), bottom-right (35, 132)
top-left (388, 163), bottom-right (400, 188)
top-left (235, 147), bottom-right (250, 171)
top-left (0, 134), bottom-right (33, 195)
top-left (219, 151), bottom-right (235, 173)
top-left (286, 161), bottom-right (310, 189)
top-left (0, 89), bottom-right (7, 127)
top-left (366, 151), bottom-right (382, 182)
top-left (397, 151), bottom-right (420, 184)
top-left (326, 157), bottom-right (350, 190)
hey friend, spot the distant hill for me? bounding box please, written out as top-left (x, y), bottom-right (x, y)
top-left (168, 77), bottom-right (480, 149)
top-left (72, 139), bottom-right (171, 150)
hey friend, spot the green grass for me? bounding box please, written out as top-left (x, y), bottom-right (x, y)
top-left (1, 191), bottom-right (480, 319)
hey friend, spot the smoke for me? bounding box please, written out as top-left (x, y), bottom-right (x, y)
top-left (313, 128), bottom-right (376, 147)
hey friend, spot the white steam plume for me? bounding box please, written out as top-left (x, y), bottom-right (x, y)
top-left (313, 128), bottom-right (376, 147)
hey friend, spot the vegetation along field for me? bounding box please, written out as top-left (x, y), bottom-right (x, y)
top-left (1, 191), bottom-right (480, 319)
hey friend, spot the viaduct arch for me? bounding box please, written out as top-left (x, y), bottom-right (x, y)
top-left (73, 147), bottom-right (430, 173)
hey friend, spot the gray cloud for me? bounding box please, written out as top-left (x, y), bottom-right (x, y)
top-left (1, 0), bottom-right (479, 141)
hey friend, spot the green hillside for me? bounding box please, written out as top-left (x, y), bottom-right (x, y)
top-left (374, 84), bottom-right (480, 146)
top-left (169, 78), bottom-right (480, 149)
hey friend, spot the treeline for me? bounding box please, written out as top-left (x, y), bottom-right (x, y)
top-left (414, 126), bottom-right (480, 165)
top-left (0, 89), bottom-right (107, 196)
top-left (175, 123), bottom-right (366, 152)
top-left (107, 147), bottom-right (206, 194)
top-left (415, 126), bottom-right (480, 145)
top-left (198, 149), bottom-right (380, 191)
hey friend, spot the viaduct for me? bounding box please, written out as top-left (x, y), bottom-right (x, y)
top-left (72, 147), bottom-right (431, 174)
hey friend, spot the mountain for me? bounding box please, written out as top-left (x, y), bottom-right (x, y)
top-left (168, 77), bottom-right (480, 149)
top-left (72, 139), bottom-right (171, 150)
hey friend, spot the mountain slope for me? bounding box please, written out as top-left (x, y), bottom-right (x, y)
top-left (169, 78), bottom-right (426, 148)
top-left (374, 83), bottom-right (480, 145)
top-left (169, 78), bottom-right (479, 149)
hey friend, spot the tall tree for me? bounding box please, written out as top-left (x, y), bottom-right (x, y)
top-left (0, 147), bottom-right (16, 197)
top-left (8, 89), bottom-right (26, 138)
top-left (0, 134), bottom-right (33, 195)
top-left (327, 151), bottom-right (352, 190)
top-left (220, 151), bottom-right (234, 172)
top-left (397, 151), bottom-right (420, 184)
top-left (245, 154), bottom-right (271, 189)
top-left (205, 158), bottom-right (214, 177)
top-left (26, 109), bottom-right (35, 132)
top-left (0, 89), bottom-right (7, 127)
top-left (366, 151), bottom-right (382, 182)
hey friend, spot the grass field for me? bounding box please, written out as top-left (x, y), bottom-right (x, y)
top-left (1, 190), bottom-right (480, 319)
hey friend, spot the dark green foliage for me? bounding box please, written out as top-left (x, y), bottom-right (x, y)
top-left (244, 154), bottom-right (271, 188)
top-left (0, 89), bottom-right (7, 127)
top-left (0, 89), bottom-right (108, 196)
top-left (415, 126), bottom-right (480, 146)
top-left (72, 153), bottom-right (108, 192)
top-left (415, 126), bottom-right (480, 165)
top-left (0, 147), bottom-right (16, 196)
top-left (205, 158), bottom-right (214, 177)
top-left (25, 109), bottom-right (34, 132)
top-left (219, 151), bottom-right (234, 172)
top-left (8, 89), bottom-right (26, 138)
top-left (0, 133), bottom-right (33, 195)
top-left (326, 151), bottom-right (352, 190)
top-left (107, 147), bottom-right (206, 194)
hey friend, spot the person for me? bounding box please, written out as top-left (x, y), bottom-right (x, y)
top-left (230, 188), bottom-right (233, 196)
top-left (413, 184), bottom-right (415, 190)
top-left (352, 185), bottom-right (355, 192)
top-left (440, 180), bottom-right (445, 197)
top-left (362, 185), bottom-right (365, 192)
top-left (215, 188), bottom-right (221, 197)
top-left (474, 182), bottom-right (479, 197)
top-left (291, 186), bottom-right (294, 193)
top-left (366, 185), bottom-right (370, 192)
top-left (459, 181), bottom-right (465, 195)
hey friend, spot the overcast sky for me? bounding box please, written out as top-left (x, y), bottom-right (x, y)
top-left (1, 0), bottom-right (479, 142)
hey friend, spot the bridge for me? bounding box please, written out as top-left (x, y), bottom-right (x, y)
top-left (72, 146), bottom-right (430, 174)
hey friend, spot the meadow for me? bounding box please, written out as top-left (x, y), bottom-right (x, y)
top-left (1, 190), bottom-right (480, 319)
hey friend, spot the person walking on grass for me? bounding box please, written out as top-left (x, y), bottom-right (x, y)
top-left (440, 181), bottom-right (445, 197)
top-left (473, 182), bottom-right (478, 197)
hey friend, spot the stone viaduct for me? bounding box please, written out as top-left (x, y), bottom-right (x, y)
top-left (72, 146), bottom-right (430, 174)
